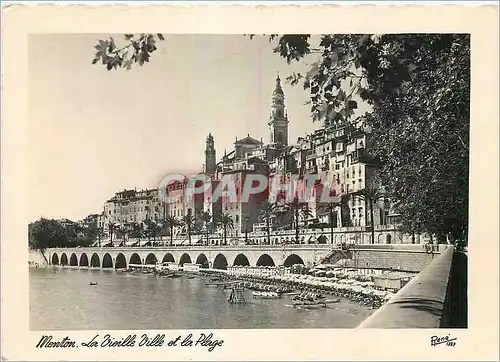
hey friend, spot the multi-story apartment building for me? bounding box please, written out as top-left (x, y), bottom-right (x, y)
top-left (104, 188), bottom-right (165, 230)
top-left (308, 122), bottom-right (392, 229)
top-left (165, 175), bottom-right (211, 232)
top-left (219, 157), bottom-right (269, 235)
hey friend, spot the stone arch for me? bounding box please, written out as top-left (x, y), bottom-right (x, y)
top-left (377, 233), bottom-right (384, 244)
top-left (162, 253), bottom-right (175, 263)
top-left (195, 254), bottom-right (209, 268)
top-left (283, 254), bottom-right (304, 267)
top-left (79, 253), bottom-right (89, 267)
top-left (115, 253), bottom-right (127, 269)
top-left (233, 254), bottom-right (250, 266)
top-left (213, 254), bottom-right (228, 270)
top-left (90, 253), bottom-right (100, 268)
top-left (179, 253), bottom-right (192, 266)
top-left (102, 253), bottom-right (113, 268)
top-left (69, 253), bottom-right (78, 266)
top-left (60, 253), bottom-right (68, 266)
top-left (51, 253), bottom-right (59, 265)
top-left (256, 254), bottom-right (275, 267)
top-left (145, 253), bottom-right (158, 265)
top-left (129, 253), bottom-right (142, 266)
top-left (386, 234), bottom-right (392, 244)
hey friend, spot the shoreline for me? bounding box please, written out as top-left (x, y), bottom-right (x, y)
top-left (38, 265), bottom-right (396, 311)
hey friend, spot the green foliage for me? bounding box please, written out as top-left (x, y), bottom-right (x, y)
top-left (28, 217), bottom-right (99, 249)
top-left (181, 212), bottom-right (196, 245)
top-left (217, 213), bottom-right (234, 229)
top-left (92, 34), bottom-right (165, 70)
top-left (300, 204), bottom-right (313, 223)
top-left (165, 215), bottom-right (180, 245)
top-left (216, 213), bottom-right (234, 245)
top-left (129, 222), bottom-right (145, 240)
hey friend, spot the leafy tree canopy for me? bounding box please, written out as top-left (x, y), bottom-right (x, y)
top-left (29, 217), bottom-right (97, 249)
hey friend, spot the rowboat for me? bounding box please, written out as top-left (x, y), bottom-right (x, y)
top-left (253, 291), bottom-right (280, 299)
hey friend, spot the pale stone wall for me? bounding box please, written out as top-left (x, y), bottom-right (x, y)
top-left (28, 249), bottom-right (48, 266)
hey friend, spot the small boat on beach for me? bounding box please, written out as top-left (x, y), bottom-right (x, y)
top-left (89, 282), bottom-right (98, 286)
top-left (253, 291), bottom-right (280, 299)
top-left (291, 298), bottom-right (340, 308)
top-left (206, 280), bottom-right (238, 287)
top-left (164, 273), bottom-right (182, 278)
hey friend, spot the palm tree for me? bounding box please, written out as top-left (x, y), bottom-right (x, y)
top-left (259, 201), bottom-right (276, 245)
top-left (181, 211), bottom-right (196, 246)
top-left (242, 215), bottom-right (251, 244)
top-left (352, 184), bottom-right (383, 244)
top-left (327, 199), bottom-right (342, 244)
top-left (130, 222), bottom-right (145, 246)
top-left (107, 221), bottom-right (117, 245)
top-left (96, 227), bottom-right (106, 248)
top-left (150, 220), bottom-right (159, 243)
top-left (285, 196), bottom-right (302, 244)
top-left (73, 223), bottom-right (85, 245)
top-left (115, 225), bottom-right (127, 246)
top-left (143, 218), bottom-right (153, 242)
top-left (200, 211), bottom-right (212, 246)
top-left (218, 213), bottom-right (234, 245)
top-left (300, 204), bottom-right (313, 230)
top-left (165, 215), bottom-right (180, 246)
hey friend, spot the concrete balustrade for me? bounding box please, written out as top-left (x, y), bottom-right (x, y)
top-left (357, 246), bottom-right (466, 328)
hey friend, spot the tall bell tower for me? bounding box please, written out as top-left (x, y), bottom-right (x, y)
top-left (205, 133), bottom-right (216, 174)
top-left (268, 73), bottom-right (289, 147)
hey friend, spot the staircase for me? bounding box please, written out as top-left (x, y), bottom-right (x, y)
top-left (319, 245), bottom-right (353, 264)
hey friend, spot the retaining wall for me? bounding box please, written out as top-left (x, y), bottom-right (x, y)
top-left (357, 246), bottom-right (464, 328)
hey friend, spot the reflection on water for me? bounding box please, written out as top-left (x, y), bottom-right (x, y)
top-left (29, 267), bottom-right (373, 330)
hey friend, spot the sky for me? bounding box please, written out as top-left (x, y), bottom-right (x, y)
top-left (28, 34), bottom-right (327, 222)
